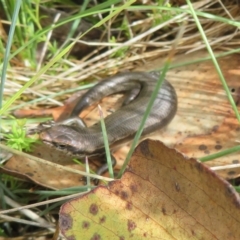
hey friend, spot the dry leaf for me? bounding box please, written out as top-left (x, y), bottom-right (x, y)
top-left (59, 139), bottom-right (240, 239)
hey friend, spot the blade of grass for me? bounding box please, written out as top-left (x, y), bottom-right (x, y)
top-left (0, 0), bottom-right (22, 108)
top-left (117, 23), bottom-right (184, 178)
top-left (94, 0), bottom-right (136, 28)
top-left (166, 48), bottom-right (240, 71)
top-left (55, 0), bottom-right (91, 60)
top-left (85, 156), bottom-right (91, 189)
top-left (200, 145), bottom-right (240, 162)
top-left (117, 64), bottom-right (170, 178)
top-left (0, 214), bottom-right (53, 228)
top-left (8, 83), bottom-right (95, 112)
top-left (0, 191), bottom-right (86, 215)
top-left (14, 187), bottom-right (94, 196)
top-left (186, 0), bottom-right (240, 122)
top-left (67, 0), bottom-right (90, 39)
top-left (98, 105), bottom-right (114, 178)
top-left (20, 1), bottom-right (36, 63)
top-left (0, 40), bottom-right (77, 115)
top-left (128, 5), bottom-right (240, 28)
top-left (211, 163), bottom-right (240, 171)
top-left (0, 181), bottom-right (19, 201)
top-left (0, 3), bottom-right (21, 195)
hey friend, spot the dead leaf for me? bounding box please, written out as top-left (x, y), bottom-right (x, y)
top-left (0, 143), bottom-right (107, 190)
top-left (59, 139), bottom-right (240, 239)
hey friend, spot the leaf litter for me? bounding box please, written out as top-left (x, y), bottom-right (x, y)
top-left (59, 139), bottom-right (240, 239)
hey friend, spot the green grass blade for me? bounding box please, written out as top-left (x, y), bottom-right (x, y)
top-left (200, 145), bottom-right (240, 162)
top-left (166, 48), bottom-right (240, 71)
top-left (8, 83), bottom-right (94, 112)
top-left (94, 0), bottom-right (136, 27)
top-left (0, 0), bottom-right (22, 108)
top-left (0, 41), bottom-right (76, 115)
top-left (117, 62), bottom-right (171, 178)
top-left (186, 0), bottom-right (240, 122)
top-left (67, 0), bottom-right (90, 39)
top-left (98, 105), bottom-right (114, 178)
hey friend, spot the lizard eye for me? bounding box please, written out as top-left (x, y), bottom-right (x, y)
top-left (56, 143), bottom-right (67, 149)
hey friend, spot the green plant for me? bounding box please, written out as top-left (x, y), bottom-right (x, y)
top-left (3, 118), bottom-right (39, 152)
top-left (150, 0), bottom-right (174, 26)
top-left (0, 228), bottom-right (7, 237)
top-left (0, 0), bottom-right (41, 67)
top-left (109, 36), bottom-right (129, 58)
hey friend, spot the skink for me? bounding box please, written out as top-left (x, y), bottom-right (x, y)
top-left (40, 72), bottom-right (177, 172)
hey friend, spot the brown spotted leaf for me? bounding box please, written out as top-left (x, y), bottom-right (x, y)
top-left (59, 139), bottom-right (240, 239)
